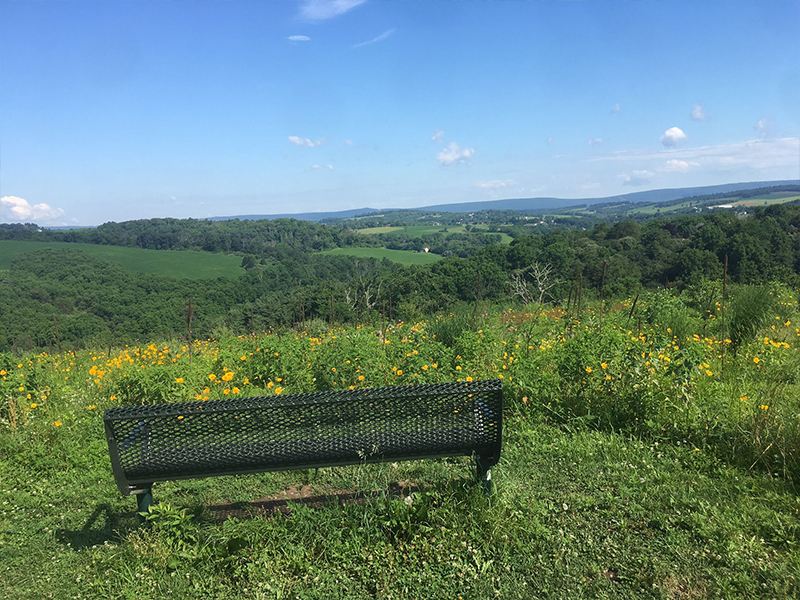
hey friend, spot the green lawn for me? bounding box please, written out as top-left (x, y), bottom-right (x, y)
top-left (0, 240), bottom-right (245, 280)
top-left (319, 246), bottom-right (443, 265)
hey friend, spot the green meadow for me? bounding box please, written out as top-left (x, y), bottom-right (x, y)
top-left (2, 292), bottom-right (800, 598)
top-left (0, 240), bottom-right (245, 280)
top-left (319, 246), bottom-right (444, 265)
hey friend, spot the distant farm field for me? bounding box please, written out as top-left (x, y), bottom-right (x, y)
top-left (0, 240), bottom-right (245, 279)
top-left (319, 246), bottom-right (443, 265)
top-left (734, 193), bottom-right (800, 207)
top-left (357, 225), bottom-right (513, 244)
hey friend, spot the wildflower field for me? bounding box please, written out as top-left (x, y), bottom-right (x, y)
top-left (2, 286), bottom-right (800, 599)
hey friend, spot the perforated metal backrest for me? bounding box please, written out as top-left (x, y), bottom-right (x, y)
top-left (104, 379), bottom-right (502, 495)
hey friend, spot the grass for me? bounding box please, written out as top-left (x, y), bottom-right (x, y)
top-left (356, 225), bottom-right (513, 244)
top-left (629, 193), bottom-right (800, 215)
top-left (2, 290), bottom-right (800, 598)
top-left (734, 194), bottom-right (800, 207)
top-left (319, 247), bottom-right (443, 265)
top-left (0, 240), bottom-right (245, 280)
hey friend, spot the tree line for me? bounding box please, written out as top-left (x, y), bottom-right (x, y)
top-left (1, 202), bottom-right (799, 351)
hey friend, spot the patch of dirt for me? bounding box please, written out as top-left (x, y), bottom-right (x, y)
top-left (204, 481), bottom-right (419, 521)
top-left (661, 575), bottom-right (708, 600)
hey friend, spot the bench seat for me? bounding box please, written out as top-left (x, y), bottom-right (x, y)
top-left (104, 379), bottom-right (502, 510)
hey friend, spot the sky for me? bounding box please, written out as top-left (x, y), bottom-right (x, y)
top-left (1, 0), bottom-right (799, 226)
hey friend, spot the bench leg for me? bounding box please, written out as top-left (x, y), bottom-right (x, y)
top-left (134, 486), bottom-right (153, 521)
top-left (475, 456), bottom-right (494, 495)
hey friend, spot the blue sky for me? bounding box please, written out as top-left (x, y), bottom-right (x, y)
top-left (1, 0), bottom-right (798, 225)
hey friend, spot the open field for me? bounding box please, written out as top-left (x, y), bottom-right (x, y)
top-left (0, 240), bottom-right (245, 280)
top-left (2, 294), bottom-right (800, 598)
top-left (319, 246), bottom-right (443, 265)
top-left (734, 193), bottom-right (800, 207)
top-left (357, 225), bottom-right (513, 244)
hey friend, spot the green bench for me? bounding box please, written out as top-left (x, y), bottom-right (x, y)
top-left (104, 379), bottom-right (503, 513)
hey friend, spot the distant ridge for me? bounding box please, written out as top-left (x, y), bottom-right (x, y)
top-left (210, 180), bottom-right (799, 223)
top-left (209, 207), bottom-right (381, 222)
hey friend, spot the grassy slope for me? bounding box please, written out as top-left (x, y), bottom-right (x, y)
top-left (2, 298), bottom-right (800, 598)
top-left (319, 247), bottom-right (443, 265)
top-left (0, 240), bottom-right (245, 280)
top-left (3, 421), bottom-right (798, 599)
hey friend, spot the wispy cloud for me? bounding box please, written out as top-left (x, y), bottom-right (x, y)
top-left (344, 139), bottom-right (354, 146)
top-left (588, 138), bottom-right (604, 146)
top-left (621, 170), bottom-right (655, 187)
top-left (288, 35), bottom-right (311, 42)
top-left (611, 103), bottom-right (621, 114)
top-left (592, 137), bottom-right (799, 171)
top-left (311, 164), bottom-right (334, 170)
top-left (660, 126), bottom-right (687, 147)
top-left (690, 104), bottom-right (706, 121)
top-left (301, 0), bottom-right (367, 21)
top-left (352, 29), bottom-right (394, 49)
top-left (475, 179), bottom-right (515, 189)
top-left (663, 159), bottom-right (699, 173)
top-left (288, 136), bottom-right (324, 148)
top-left (432, 129), bottom-right (445, 143)
top-left (755, 117), bottom-right (771, 139)
top-left (0, 196), bottom-right (65, 223)
top-left (547, 137), bottom-right (554, 145)
top-left (436, 142), bottom-right (475, 166)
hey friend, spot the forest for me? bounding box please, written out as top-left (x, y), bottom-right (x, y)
top-left (1, 201), bottom-right (799, 352)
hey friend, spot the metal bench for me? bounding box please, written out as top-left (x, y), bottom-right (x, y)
top-left (104, 379), bottom-right (503, 513)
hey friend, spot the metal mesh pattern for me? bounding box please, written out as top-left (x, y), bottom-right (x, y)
top-left (104, 380), bottom-right (502, 494)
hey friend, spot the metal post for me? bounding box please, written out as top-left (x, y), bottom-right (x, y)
top-left (476, 455), bottom-right (494, 495)
top-left (136, 487), bottom-right (153, 521)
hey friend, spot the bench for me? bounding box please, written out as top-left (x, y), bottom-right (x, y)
top-left (104, 379), bottom-right (503, 513)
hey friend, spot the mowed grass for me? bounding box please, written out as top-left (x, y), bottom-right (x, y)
top-left (0, 240), bottom-right (245, 280)
top-left (319, 246), bottom-right (443, 265)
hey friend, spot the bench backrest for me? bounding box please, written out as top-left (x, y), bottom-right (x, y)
top-left (104, 379), bottom-right (502, 495)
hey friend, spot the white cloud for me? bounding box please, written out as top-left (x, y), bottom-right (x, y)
top-left (663, 159), bottom-right (699, 173)
top-left (621, 170), bottom-right (655, 187)
top-left (755, 118), bottom-right (771, 139)
top-left (288, 136), bottom-right (324, 147)
top-left (352, 29), bottom-right (394, 49)
top-left (475, 179), bottom-right (515, 189)
top-left (592, 137), bottom-right (799, 171)
top-left (432, 129), bottom-right (445, 143)
top-left (580, 182), bottom-right (602, 191)
top-left (344, 139), bottom-right (353, 146)
top-left (611, 103), bottom-right (621, 114)
top-left (690, 104), bottom-right (706, 121)
top-left (288, 35), bottom-right (311, 42)
top-left (301, 0), bottom-right (367, 21)
top-left (588, 138), bottom-right (603, 146)
top-left (547, 137), bottom-right (554, 145)
top-left (660, 126), bottom-right (687, 147)
top-left (436, 142), bottom-right (475, 166)
top-left (311, 164), bottom-right (334, 170)
top-left (0, 196), bottom-right (65, 223)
